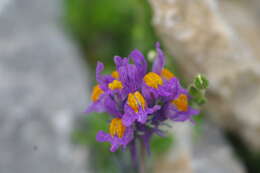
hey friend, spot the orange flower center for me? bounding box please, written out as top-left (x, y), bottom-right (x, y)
top-left (171, 94), bottom-right (188, 112)
top-left (143, 72), bottom-right (163, 89)
top-left (161, 68), bottom-right (175, 80)
top-left (127, 91), bottom-right (146, 112)
top-left (111, 71), bottom-right (119, 79)
top-left (108, 80), bottom-right (123, 90)
top-left (109, 118), bottom-right (126, 138)
top-left (91, 85), bottom-right (104, 102)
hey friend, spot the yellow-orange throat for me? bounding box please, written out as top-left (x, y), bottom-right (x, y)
top-left (111, 71), bottom-right (119, 79)
top-left (161, 68), bottom-right (175, 80)
top-left (143, 72), bottom-right (163, 89)
top-left (91, 85), bottom-right (104, 102)
top-left (108, 80), bottom-right (123, 90)
top-left (109, 118), bottom-right (126, 138)
top-left (127, 91), bottom-right (146, 112)
top-left (172, 94), bottom-right (188, 111)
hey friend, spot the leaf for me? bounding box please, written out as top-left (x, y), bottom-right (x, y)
top-left (196, 97), bottom-right (207, 105)
top-left (194, 74), bottom-right (209, 90)
top-left (189, 86), bottom-right (202, 98)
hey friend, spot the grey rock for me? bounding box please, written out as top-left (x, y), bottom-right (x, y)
top-left (149, 0), bottom-right (260, 151)
top-left (192, 122), bottom-right (245, 173)
top-left (0, 0), bottom-right (89, 173)
top-left (154, 121), bottom-right (245, 173)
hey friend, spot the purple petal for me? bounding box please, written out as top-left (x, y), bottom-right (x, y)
top-left (122, 106), bottom-right (137, 126)
top-left (110, 142), bottom-right (120, 152)
top-left (114, 56), bottom-right (129, 69)
top-left (84, 94), bottom-right (106, 114)
top-left (159, 77), bottom-right (179, 101)
top-left (118, 64), bottom-right (140, 94)
top-left (95, 62), bottom-right (114, 90)
top-left (137, 105), bottom-right (161, 124)
top-left (96, 131), bottom-right (112, 142)
top-left (96, 127), bottom-right (134, 152)
top-left (141, 84), bottom-right (155, 105)
top-left (152, 42), bottom-right (165, 74)
top-left (96, 61), bottom-right (104, 83)
top-left (188, 107), bottom-right (200, 115)
top-left (111, 127), bottom-right (134, 152)
top-left (129, 49), bottom-right (147, 77)
top-left (104, 95), bottom-right (122, 117)
top-left (100, 75), bottom-right (114, 91)
top-left (141, 84), bottom-right (160, 102)
top-left (84, 102), bottom-right (102, 114)
top-left (122, 127), bottom-right (134, 145)
top-left (136, 109), bottom-right (148, 124)
top-left (166, 104), bottom-right (200, 122)
top-left (147, 105), bottom-right (161, 114)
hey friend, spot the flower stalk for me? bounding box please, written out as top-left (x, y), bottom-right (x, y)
top-left (139, 141), bottom-right (146, 173)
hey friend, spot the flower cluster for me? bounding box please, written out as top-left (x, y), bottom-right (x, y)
top-left (85, 43), bottom-right (199, 153)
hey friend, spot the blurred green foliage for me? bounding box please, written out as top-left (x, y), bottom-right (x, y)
top-left (64, 0), bottom-right (157, 67)
top-left (150, 134), bottom-right (174, 155)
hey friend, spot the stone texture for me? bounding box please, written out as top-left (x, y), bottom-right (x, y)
top-left (149, 0), bottom-right (260, 150)
top-left (154, 121), bottom-right (245, 173)
top-left (0, 0), bottom-right (89, 172)
top-left (192, 122), bottom-right (245, 173)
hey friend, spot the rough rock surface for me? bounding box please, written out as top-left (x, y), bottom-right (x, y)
top-left (0, 0), bottom-right (89, 172)
top-left (155, 121), bottom-right (245, 173)
top-left (192, 122), bottom-right (245, 173)
top-left (149, 0), bottom-right (260, 150)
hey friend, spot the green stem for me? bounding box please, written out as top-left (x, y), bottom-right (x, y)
top-left (139, 141), bottom-right (146, 173)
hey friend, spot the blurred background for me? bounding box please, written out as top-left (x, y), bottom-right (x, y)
top-left (1, 0), bottom-right (260, 172)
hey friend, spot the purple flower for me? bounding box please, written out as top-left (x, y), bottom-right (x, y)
top-left (84, 84), bottom-right (106, 114)
top-left (96, 118), bottom-right (134, 152)
top-left (85, 42), bottom-right (200, 153)
top-left (122, 91), bottom-right (161, 126)
top-left (164, 92), bottom-right (200, 122)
